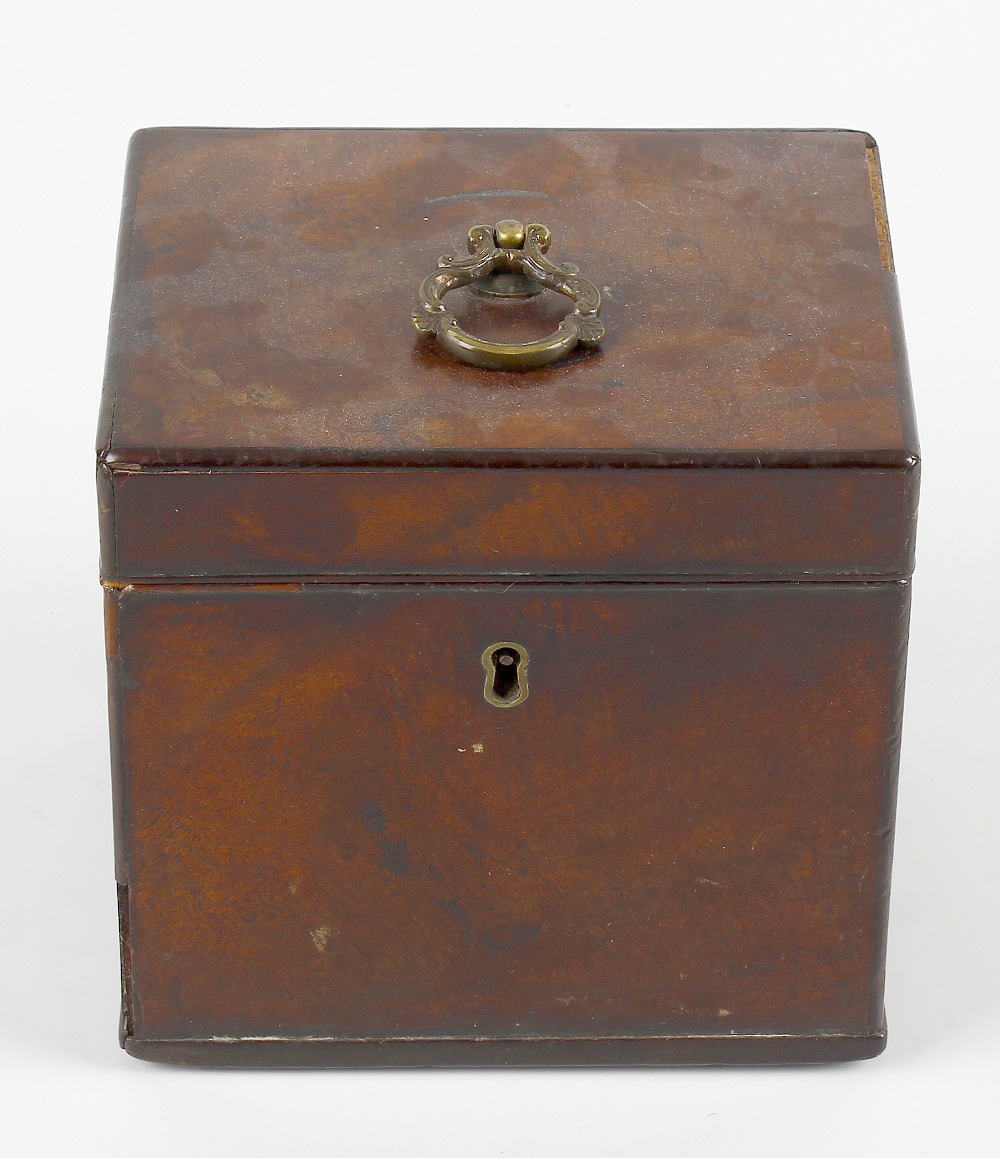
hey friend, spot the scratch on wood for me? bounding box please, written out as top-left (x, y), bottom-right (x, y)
top-left (423, 190), bottom-right (551, 207)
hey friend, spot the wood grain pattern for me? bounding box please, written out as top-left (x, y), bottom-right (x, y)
top-left (106, 465), bottom-right (917, 581)
top-left (98, 128), bottom-right (915, 465)
top-left (98, 127), bottom-right (916, 1065)
top-left (111, 582), bottom-right (907, 1050)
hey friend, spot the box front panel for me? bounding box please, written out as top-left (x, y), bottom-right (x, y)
top-left (111, 582), bottom-right (906, 1045)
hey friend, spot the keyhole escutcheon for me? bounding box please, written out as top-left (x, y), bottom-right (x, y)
top-left (482, 642), bottom-right (529, 708)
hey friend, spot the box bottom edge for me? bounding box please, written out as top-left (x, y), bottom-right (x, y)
top-left (124, 1027), bottom-right (888, 1068)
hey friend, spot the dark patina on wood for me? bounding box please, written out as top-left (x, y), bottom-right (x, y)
top-left (98, 128), bottom-right (917, 1066)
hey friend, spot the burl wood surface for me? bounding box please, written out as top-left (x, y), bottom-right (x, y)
top-left (99, 128), bottom-right (914, 466)
top-left (109, 581), bottom-right (907, 1047)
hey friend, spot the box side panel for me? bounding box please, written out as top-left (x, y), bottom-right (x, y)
top-left (115, 581), bottom-right (905, 1047)
top-left (107, 466), bottom-right (918, 581)
top-left (103, 588), bottom-right (130, 883)
top-left (105, 587), bottom-right (135, 1045)
top-left (866, 576), bottom-right (911, 1031)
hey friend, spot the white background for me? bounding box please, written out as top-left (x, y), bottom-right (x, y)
top-left (2, 2), bottom-right (997, 1154)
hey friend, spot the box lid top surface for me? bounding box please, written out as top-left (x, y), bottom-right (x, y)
top-left (100, 127), bottom-right (915, 468)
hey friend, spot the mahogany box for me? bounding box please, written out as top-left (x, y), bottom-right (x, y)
top-left (97, 128), bottom-right (918, 1066)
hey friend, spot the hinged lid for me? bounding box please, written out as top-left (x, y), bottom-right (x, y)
top-left (98, 128), bottom-right (917, 581)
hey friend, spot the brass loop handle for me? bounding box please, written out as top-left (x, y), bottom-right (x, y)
top-left (412, 220), bottom-right (604, 370)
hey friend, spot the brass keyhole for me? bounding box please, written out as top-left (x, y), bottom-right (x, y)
top-left (482, 642), bottom-right (529, 708)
